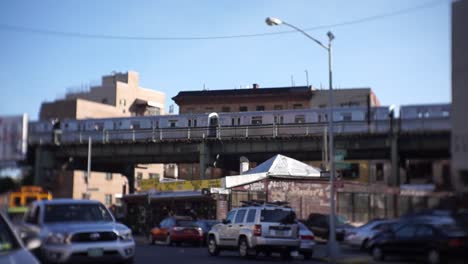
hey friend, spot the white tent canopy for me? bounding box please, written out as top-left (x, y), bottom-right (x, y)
top-left (223, 154), bottom-right (322, 188)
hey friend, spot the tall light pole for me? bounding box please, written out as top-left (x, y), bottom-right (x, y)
top-left (265, 17), bottom-right (340, 258)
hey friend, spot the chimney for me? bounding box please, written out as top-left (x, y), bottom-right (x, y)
top-left (252, 83), bottom-right (260, 89)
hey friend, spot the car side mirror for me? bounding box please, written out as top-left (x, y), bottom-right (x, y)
top-left (22, 235), bottom-right (41, 250)
top-left (222, 219), bottom-right (230, 224)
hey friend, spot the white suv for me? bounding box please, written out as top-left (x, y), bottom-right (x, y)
top-left (207, 202), bottom-right (300, 259)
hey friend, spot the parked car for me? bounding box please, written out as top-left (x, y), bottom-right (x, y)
top-left (367, 220), bottom-right (468, 264)
top-left (0, 212), bottom-right (40, 264)
top-left (305, 213), bottom-right (353, 241)
top-left (207, 201), bottom-right (300, 259)
top-left (297, 221), bottom-right (315, 259)
top-left (194, 220), bottom-right (220, 244)
top-left (344, 219), bottom-right (397, 250)
top-left (20, 199), bottom-right (135, 264)
top-left (149, 216), bottom-right (204, 246)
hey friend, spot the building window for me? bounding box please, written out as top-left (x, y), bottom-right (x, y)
top-left (251, 116), bottom-right (263, 125)
top-left (239, 106), bottom-right (248, 112)
top-left (222, 107), bottom-right (231, 112)
top-left (188, 119), bottom-right (192, 127)
top-left (105, 194), bottom-right (112, 205)
top-left (105, 173), bottom-right (113, 181)
top-left (193, 119), bottom-right (197, 127)
top-left (146, 106), bottom-right (161, 116)
top-left (82, 193), bottom-right (89, 200)
top-left (319, 104), bottom-right (326, 108)
top-left (376, 163), bottom-right (384, 182)
top-left (256, 105), bottom-right (265, 111)
top-left (137, 172), bottom-right (143, 181)
top-left (205, 107), bottom-right (214, 112)
top-left (294, 115), bottom-right (305, 123)
top-left (293, 104), bottom-right (303, 109)
top-left (149, 173), bottom-right (160, 179)
top-left (339, 163), bottom-right (360, 180)
top-left (274, 105), bottom-right (283, 110)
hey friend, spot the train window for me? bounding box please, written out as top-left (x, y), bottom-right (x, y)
top-left (293, 104), bottom-right (303, 109)
top-left (442, 111), bottom-right (449, 117)
top-left (239, 106), bottom-right (248, 112)
top-left (194, 119), bottom-right (197, 127)
top-left (94, 122), bottom-right (104, 131)
top-left (231, 118), bottom-right (235, 126)
top-left (251, 116), bottom-right (263, 125)
top-left (131, 121), bottom-right (141, 129)
top-left (318, 114), bottom-right (328, 122)
top-left (294, 115), bottom-right (305, 123)
top-left (169, 120), bottom-right (177, 128)
top-left (274, 116), bottom-right (284, 124)
top-left (341, 113), bottom-right (352, 122)
top-left (188, 120), bottom-right (192, 127)
top-left (256, 105), bottom-right (265, 111)
top-left (274, 105), bottom-right (283, 110)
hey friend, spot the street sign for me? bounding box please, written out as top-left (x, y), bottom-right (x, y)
top-left (334, 149), bottom-right (347, 161)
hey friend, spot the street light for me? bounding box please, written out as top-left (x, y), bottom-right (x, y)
top-left (265, 17), bottom-right (340, 258)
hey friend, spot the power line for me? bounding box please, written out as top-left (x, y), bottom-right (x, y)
top-left (0, 0), bottom-right (445, 41)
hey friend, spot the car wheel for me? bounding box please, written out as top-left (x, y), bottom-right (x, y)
top-left (238, 238), bottom-right (249, 258)
top-left (165, 235), bottom-right (172, 246)
top-left (280, 250), bottom-right (293, 260)
top-left (372, 246), bottom-right (384, 261)
top-left (427, 249), bottom-right (440, 264)
top-left (207, 236), bottom-right (220, 256)
top-left (303, 251), bottom-right (313, 260)
top-left (361, 239), bottom-right (369, 250)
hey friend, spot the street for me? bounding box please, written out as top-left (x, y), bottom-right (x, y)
top-left (132, 236), bottom-right (408, 264)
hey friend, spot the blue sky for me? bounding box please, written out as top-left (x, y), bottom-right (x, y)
top-left (0, 0), bottom-right (451, 120)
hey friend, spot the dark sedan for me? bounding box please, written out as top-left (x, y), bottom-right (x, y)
top-left (368, 221), bottom-right (468, 264)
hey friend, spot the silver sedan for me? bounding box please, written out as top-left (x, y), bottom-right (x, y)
top-left (344, 219), bottom-right (396, 250)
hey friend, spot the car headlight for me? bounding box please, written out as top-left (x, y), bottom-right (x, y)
top-left (119, 231), bottom-right (133, 241)
top-left (46, 232), bottom-right (69, 245)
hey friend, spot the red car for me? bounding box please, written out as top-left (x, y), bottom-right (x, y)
top-left (149, 216), bottom-right (204, 246)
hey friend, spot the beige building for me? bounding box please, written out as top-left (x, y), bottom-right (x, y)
top-left (39, 71), bottom-right (166, 205)
top-left (451, 0), bottom-right (468, 192)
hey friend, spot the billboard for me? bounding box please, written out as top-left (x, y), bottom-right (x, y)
top-left (0, 114), bottom-right (28, 162)
top-left (140, 178), bottom-right (222, 192)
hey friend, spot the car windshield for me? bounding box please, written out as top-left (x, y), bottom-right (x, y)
top-left (261, 209), bottom-right (296, 224)
top-left (177, 220), bottom-right (197, 227)
top-left (0, 216), bottom-right (20, 253)
top-left (44, 203), bottom-right (113, 223)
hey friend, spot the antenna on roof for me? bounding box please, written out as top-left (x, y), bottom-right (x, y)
top-left (291, 75), bottom-right (295, 87)
top-left (203, 83), bottom-right (206, 90)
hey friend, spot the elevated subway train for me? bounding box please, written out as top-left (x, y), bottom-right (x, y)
top-left (28, 104), bottom-right (450, 145)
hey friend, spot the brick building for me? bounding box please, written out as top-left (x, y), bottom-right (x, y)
top-left (173, 84), bottom-right (380, 114)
